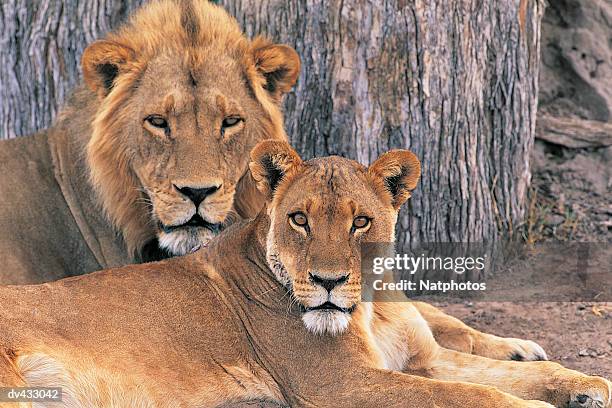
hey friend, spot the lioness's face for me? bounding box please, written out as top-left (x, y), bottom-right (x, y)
top-left (266, 160), bottom-right (396, 336)
top-left (250, 141), bottom-right (421, 336)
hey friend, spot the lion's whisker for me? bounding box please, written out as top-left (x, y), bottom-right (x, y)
top-left (254, 285), bottom-right (284, 300)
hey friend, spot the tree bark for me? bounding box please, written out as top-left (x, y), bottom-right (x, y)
top-left (223, 0), bottom-right (545, 247)
top-left (0, 0), bottom-right (146, 139)
top-left (0, 0), bottom-right (544, 246)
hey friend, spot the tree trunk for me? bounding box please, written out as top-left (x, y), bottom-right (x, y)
top-left (0, 0), bottom-right (146, 139)
top-left (222, 0), bottom-right (544, 247)
top-left (0, 0), bottom-right (544, 246)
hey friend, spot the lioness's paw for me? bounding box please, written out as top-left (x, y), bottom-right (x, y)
top-left (475, 334), bottom-right (548, 361)
top-left (569, 393), bottom-right (606, 408)
top-left (505, 338), bottom-right (548, 362)
top-left (482, 336), bottom-right (548, 361)
top-left (556, 375), bottom-right (611, 408)
top-left (568, 377), bottom-right (611, 408)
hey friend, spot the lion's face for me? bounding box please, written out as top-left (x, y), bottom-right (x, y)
top-left (249, 141), bottom-right (421, 336)
top-left (80, 0), bottom-right (300, 257)
top-left (125, 52), bottom-right (277, 256)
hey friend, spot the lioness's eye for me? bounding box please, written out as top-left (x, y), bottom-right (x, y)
top-left (222, 116), bottom-right (243, 128)
top-left (290, 212), bottom-right (308, 227)
top-left (145, 115), bottom-right (168, 129)
top-left (352, 216), bottom-right (370, 230)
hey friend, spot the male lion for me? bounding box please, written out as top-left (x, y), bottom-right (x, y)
top-left (0, 141), bottom-right (608, 408)
top-left (0, 0), bottom-right (299, 284)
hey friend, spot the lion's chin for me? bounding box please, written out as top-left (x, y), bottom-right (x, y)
top-left (157, 227), bottom-right (217, 256)
top-left (302, 310), bottom-right (352, 336)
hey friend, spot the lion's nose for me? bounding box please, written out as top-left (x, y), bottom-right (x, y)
top-left (175, 185), bottom-right (221, 207)
top-left (309, 272), bottom-right (350, 292)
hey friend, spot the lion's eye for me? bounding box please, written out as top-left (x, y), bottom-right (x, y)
top-left (145, 115), bottom-right (168, 129)
top-left (290, 212), bottom-right (308, 228)
top-left (222, 116), bottom-right (243, 129)
top-left (352, 216), bottom-right (370, 230)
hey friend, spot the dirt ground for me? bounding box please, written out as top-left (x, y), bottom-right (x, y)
top-left (529, 140), bottom-right (611, 243)
top-left (437, 301), bottom-right (611, 378)
top-left (431, 137), bottom-right (611, 379)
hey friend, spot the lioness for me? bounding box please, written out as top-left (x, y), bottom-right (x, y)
top-left (0, 0), bottom-right (299, 284)
top-left (0, 141), bottom-right (608, 408)
top-left (0, 0), bottom-right (547, 366)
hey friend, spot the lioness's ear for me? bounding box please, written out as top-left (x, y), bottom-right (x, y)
top-left (82, 40), bottom-right (136, 97)
top-left (368, 150), bottom-right (421, 210)
top-left (249, 140), bottom-right (302, 199)
top-left (251, 38), bottom-right (300, 102)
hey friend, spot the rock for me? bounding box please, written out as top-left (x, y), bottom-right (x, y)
top-left (578, 348), bottom-right (601, 358)
top-left (603, 146), bottom-right (612, 162)
top-left (539, 0), bottom-right (612, 122)
top-left (531, 139), bottom-right (549, 171)
top-left (558, 153), bottom-right (609, 195)
top-left (536, 115), bottom-right (612, 148)
top-left (544, 214), bottom-right (565, 226)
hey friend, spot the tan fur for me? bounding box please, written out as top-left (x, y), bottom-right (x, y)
top-left (0, 0), bottom-right (534, 366)
top-left (91, 0), bottom-right (552, 362)
top-left (83, 0), bottom-right (300, 256)
top-left (412, 300), bottom-right (548, 361)
top-left (0, 142), bottom-right (608, 407)
top-left (0, 0), bottom-right (300, 283)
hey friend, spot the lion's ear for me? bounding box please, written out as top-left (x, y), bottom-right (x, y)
top-left (368, 150), bottom-right (421, 210)
top-left (251, 38), bottom-right (300, 102)
top-left (82, 40), bottom-right (136, 97)
top-left (249, 140), bottom-right (302, 199)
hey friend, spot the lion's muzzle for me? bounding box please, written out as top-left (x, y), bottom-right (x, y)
top-left (159, 214), bottom-right (222, 234)
top-left (174, 184), bottom-right (220, 207)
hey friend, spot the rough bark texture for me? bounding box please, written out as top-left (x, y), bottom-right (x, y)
top-left (0, 0), bottom-right (146, 139)
top-left (222, 0), bottom-right (544, 247)
top-left (0, 0), bottom-right (544, 246)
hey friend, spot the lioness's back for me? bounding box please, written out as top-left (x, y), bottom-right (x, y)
top-left (0, 256), bottom-right (248, 362)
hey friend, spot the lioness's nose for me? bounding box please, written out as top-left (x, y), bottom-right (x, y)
top-left (309, 272), bottom-right (350, 292)
top-left (176, 185), bottom-right (220, 207)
